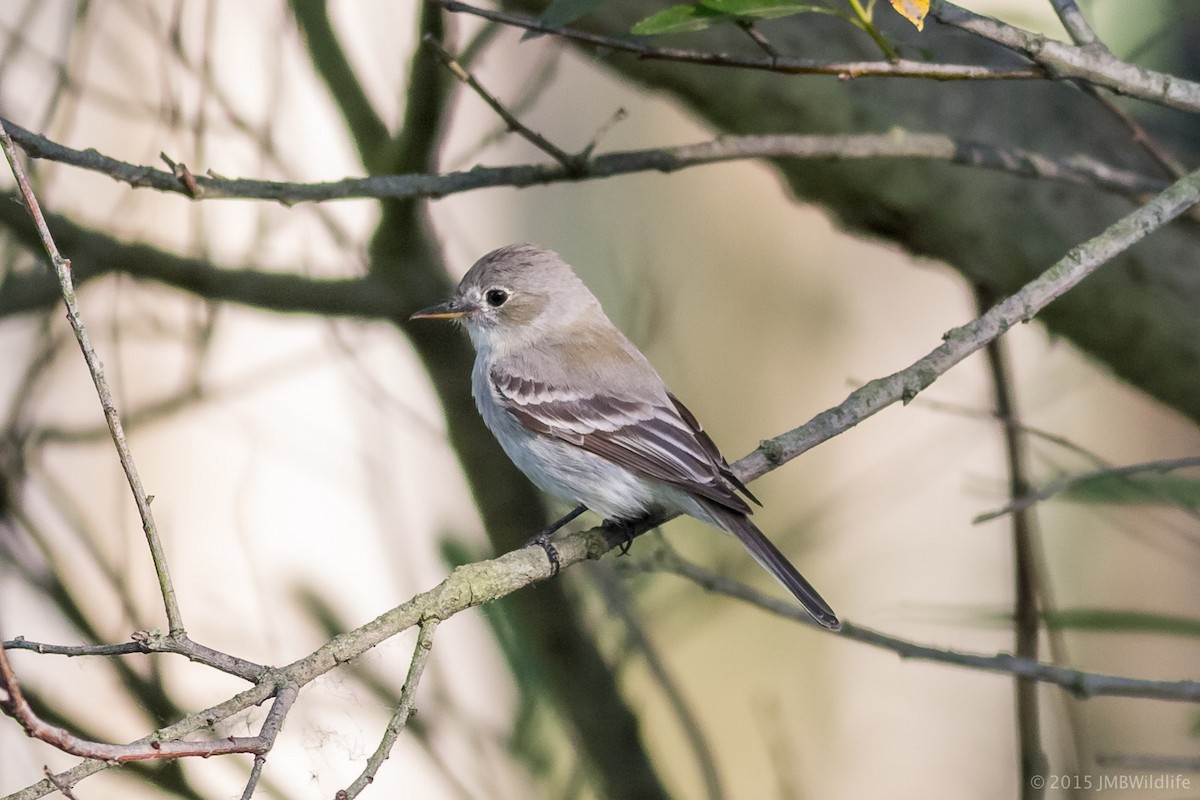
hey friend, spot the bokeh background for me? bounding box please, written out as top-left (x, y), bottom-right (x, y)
top-left (2, 2), bottom-right (1199, 798)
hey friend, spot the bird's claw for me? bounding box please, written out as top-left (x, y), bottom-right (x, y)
top-left (611, 519), bottom-right (638, 556)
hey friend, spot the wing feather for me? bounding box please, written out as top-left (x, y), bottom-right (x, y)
top-left (492, 367), bottom-right (752, 513)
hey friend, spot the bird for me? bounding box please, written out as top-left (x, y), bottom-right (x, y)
top-left (410, 243), bottom-right (839, 630)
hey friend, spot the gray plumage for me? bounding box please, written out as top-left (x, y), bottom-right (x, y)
top-left (411, 243), bottom-right (839, 630)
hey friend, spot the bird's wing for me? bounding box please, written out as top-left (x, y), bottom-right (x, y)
top-left (667, 392), bottom-right (760, 506)
top-left (490, 367), bottom-right (752, 514)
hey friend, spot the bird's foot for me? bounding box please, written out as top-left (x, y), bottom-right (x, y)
top-left (609, 518), bottom-right (639, 556)
top-left (523, 505), bottom-right (587, 577)
top-left (524, 530), bottom-right (561, 576)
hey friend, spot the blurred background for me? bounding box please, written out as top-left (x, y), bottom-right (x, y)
top-left (2, 2), bottom-right (1199, 798)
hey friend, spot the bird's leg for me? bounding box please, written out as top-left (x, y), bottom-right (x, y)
top-left (524, 504), bottom-right (588, 576)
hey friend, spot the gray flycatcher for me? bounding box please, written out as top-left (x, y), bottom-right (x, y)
top-left (411, 243), bottom-right (839, 630)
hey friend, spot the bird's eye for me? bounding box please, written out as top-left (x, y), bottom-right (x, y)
top-left (486, 289), bottom-right (509, 308)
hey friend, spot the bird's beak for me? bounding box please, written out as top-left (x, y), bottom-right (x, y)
top-left (409, 298), bottom-right (472, 321)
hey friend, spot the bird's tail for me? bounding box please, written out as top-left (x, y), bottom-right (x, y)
top-left (703, 503), bottom-right (840, 631)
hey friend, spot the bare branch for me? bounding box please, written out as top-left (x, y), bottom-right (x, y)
top-left (0, 119), bottom-right (185, 635)
top-left (3, 631), bottom-right (264, 683)
top-left (1, 118), bottom-right (1164, 207)
top-left (633, 546), bottom-right (1200, 702)
top-left (735, 19), bottom-right (779, 59)
top-left (37, 770), bottom-right (76, 800)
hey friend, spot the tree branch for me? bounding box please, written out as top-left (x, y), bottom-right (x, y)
top-left (384, 3), bottom-right (452, 176)
top-left (635, 547), bottom-right (1200, 702)
top-left (3, 632), bottom-right (266, 683)
top-left (1, 118), bottom-right (1164, 207)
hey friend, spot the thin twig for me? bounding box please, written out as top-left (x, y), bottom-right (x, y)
top-left (444, 43), bottom-right (563, 170)
top-left (0, 118), bottom-right (185, 635)
top-left (974, 456), bottom-right (1200, 523)
top-left (237, 683), bottom-right (299, 800)
top-left (978, 286), bottom-right (1047, 797)
top-left (1042, 0), bottom-right (1187, 180)
top-left (240, 757), bottom-right (268, 800)
top-left (435, 0), bottom-right (1043, 81)
top-left (422, 34), bottom-right (581, 172)
top-left (1047, 0), bottom-right (1104, 49)
top-left (338, 620), bottom-right (439, 800)
top-left (577, 107), bottom-right (628, 162)
top-left (636, 546), bottom-right (1200, 702)
top-left (735, 20), bottom-right (779, 59)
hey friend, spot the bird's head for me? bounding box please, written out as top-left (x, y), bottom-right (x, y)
top-left (410, 243), bottom-right (600, 353)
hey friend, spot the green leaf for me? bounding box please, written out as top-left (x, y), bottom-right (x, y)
top-left (631, 4), bottom-right (725, 35)
top-left (1061, 472), bottom-right (1200, 509)
top-left (699, 0), bottom-right (832, 20)
top-left (537, 0), bottom-right (609, 28)
top-left (631, 0), bottom-right (835, 35)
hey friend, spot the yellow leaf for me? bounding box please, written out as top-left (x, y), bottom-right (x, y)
top-left (888, 0), bottom-right (929, 31)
